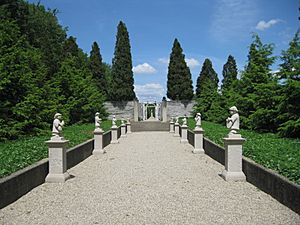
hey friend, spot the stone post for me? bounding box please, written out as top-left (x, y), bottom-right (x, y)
top-left (221, 134), bottom-right (246, 181)
top-left (169, 119), bottom-right (174, 133)
top-left (193, 127), bottom-right (205, 154)
top-left (174, 118), bottom-right (180, 137)
top-left (161, 100), bottom-right (168, 122)
top-left (45, 137), bottom-right (70, 183)
top-left (126, 119), bottom-right (132, 134)
top-left (180, 124), bottom-right (188, 143)
top-left (93, 128), bottom-right (105, 155)
top-left (133, 100), bottom-right (139, 122)
top-left (121, 120), bottom-right (127, 138)
top-left (111, 124), bottom-right (119, 144)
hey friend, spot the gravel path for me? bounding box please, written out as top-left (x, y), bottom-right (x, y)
top-left (1, 132), bottom-right (299, 225)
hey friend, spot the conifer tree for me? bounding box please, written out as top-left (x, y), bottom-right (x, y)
top-left (110, 21), bottom-right (135, 101)
top-left (167, 38), bottom-right (194, 100)
top-left (277, 30), bottom-right (300, 137)
top-left (194, 59), bottom-right (219, 120)
top-left (89, 41), bottom-right (107, 97)
top-left (221, 55), bottom-right (238, 92)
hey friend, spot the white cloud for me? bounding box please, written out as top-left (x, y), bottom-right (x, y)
top-left (134, 83), bottom-right (165, 102)
top-left (158, 58), bottom-right (169, 64)
top-left (133, 63), bottom-right (156, 74)
top-left (255, 19), bottom-right (281, 31)
top-left (185, 58), bottom-right (200, 69)
top-left (210, 0), bottom-right (258, 40)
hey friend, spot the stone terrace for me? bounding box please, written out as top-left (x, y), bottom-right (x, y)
top-left (0, 132), bottom-right (299, 225)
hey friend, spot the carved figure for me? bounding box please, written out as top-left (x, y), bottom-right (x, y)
top-left (226, 106), bottom-right (240, 134)
top-left (195, 113), bottom-right (201, 127)
top-left (182, 116), bottom-right (187, 125)
top-left (112, 115), bottom-right (116, 126)
top-left (52, 113), bottom-right (65, 137)
top-left (95, 112), bottom-right (101, 129)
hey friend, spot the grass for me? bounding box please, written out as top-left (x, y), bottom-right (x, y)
top-left (0, 120), bottom-right (121, 178)
top-left (187, 118), bottom-right (300, 185)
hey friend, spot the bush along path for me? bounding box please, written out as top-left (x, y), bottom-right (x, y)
top-left (187, 119), bottom-right (300, 185)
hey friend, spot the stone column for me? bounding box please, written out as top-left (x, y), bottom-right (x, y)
top-left (180, 124), bottom-right (188, 143)
top-left (111, 124), bottom-right (119, 144)
top-left (174, 120), bottom-right (180, 137)
top-left (121, 120), bottom-right (127, 138)
top-left (169, 119), bottom-right (174, 133)
top-left (133, 100), bottom-right (139, 122)
top-left (126, 120), bottom-right (132, 134)
top-left (193, 127), bottom-right (204, 154)
top-left (221, 134), bottom-right (246, 181)
top-left (162, 100), bottom-right (168, 122)
top-left (93, 128), bottom-right (105, 155)
top-left (45, 137), bottom-right (70, 183)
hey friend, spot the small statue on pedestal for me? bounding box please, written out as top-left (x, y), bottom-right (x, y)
top-left (182, 115), bottom-right (187, 126)
top-left (195, 113), bottom-right (201, 127)
top-left (112, 115), bottom-right (117, 127)
top-left (95, 112), bottom-right (101, 128)
top-left (52, 113), bottom-right (65, 139)
top-left (226, 106), bottom-right (240, 135)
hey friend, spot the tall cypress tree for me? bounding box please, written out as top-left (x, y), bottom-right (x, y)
top-left (110, 21), bottom-right (135, 101)
top-left (89, 41), bottom-right (107, 97)
top-left (221, 55), bottom-right (238, 92)
top-left (167, 38), bottom-right (194, 100)
top-left (194, 59), bottom-right (219, 120)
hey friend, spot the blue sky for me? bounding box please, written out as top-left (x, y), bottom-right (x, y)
top-left (29, 0), bottom-right (299, 102)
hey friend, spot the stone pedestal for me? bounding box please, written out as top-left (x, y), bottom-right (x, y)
top-left (111, 125), bottom-right (119, 144)
top-left (93, 128), bottom-right (105, 155)
top-left (161, 100), bottom-right (167, 122)
top-left (45, 137), bottom-right (70, 183)
top-left (221, 134), bottom-right (246, 181)
top-left (174, 123), bottom-right (180, 137)
top-left (134, 100), bottom-right (139, 122)
top-left (169, 121), bottom-right (174, 133)
top-left (121, 124), bottom-right (127, 138)
top-left (126, 122), bottom-right (132, 134)
top-left (180, 125), bottom-right (188, 143)
top-left (193, 127), bottom-right (205, 154)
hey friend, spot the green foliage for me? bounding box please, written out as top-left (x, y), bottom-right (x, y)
top-left (110, 21), bottom-right (135, 101)
top-left (0, 121), bottom-right (118, 178)
top-left (167, 38), bottom-right (194, 100)
top-left (221, 55), bottom-right (238, 93)
top-left (277, 30), bottom-right (300, 137)
top-left (89, 41), bottom-right (107, 97)
top-left (194, 59), bottom-right (219, 120)
top-left (187, 119), bottom-right (300, 184)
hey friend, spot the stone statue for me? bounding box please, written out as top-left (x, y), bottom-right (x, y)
top-left (170, 117), bottom-right (174, 122)
top-left (182, 116), bottom-right (187, 126)
top-left (112, 115), bottom-right (116, 126)
top-left (52, 113), bottom-right (65, 138)
top-left (195, 113), bottom-right (201, 127)
top-left (226, 106), bottom-right (240, 135)
top-left (121, 118), bottom-right (125, 125)
top-left (95, 112), bottom-right (101, 129)
top-left (175, 117), bottom-right (179, 124)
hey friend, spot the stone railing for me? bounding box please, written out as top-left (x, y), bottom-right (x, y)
top-left (0, 121), bottom-right (131, 209)
top-left (174, 121), bottom-right (300, 215)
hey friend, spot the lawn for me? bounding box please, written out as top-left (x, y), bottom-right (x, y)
top-left (186, 118), bottom-right (300, 185)
top-left (0, 120), bottom-right (121, 178)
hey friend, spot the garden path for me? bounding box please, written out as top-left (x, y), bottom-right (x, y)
top-left (0, 132), bottom-right (299, 224)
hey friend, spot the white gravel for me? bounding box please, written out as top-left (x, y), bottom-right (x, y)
top-left (0, 132), bottom-right (299, 225)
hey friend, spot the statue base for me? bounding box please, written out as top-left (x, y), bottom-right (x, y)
top-left (192, 148), bottom-right (205, 154)
top-left (221, 170), bottom-right (246, 182)
top-left (45, 172), bottom-right (70, 183)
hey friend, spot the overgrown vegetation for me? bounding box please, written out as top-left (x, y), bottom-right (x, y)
top-left (0, 120), bottom-right (120, 178)
top-left (187, 119), bottom-right (300, 185)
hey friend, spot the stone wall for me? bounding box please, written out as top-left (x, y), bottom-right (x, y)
top-left (166, 100), bottom-right (195, 119)
top-left (104, 101), bottom-right (135, 119)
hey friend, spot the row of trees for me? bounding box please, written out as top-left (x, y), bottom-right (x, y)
top-left (193, 32), bottom-right (300, 138)
top-left (0, 0), bottom-right (136, 140)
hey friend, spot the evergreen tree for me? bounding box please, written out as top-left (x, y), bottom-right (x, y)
top-left (110, 21), bottom-right (135, 101)
top-left (277, 30), bottom-right (300, 137)
top-left (237, 34), bottom-right (277, 131)
top-left (221, 55), bottom-right (238, 92)
top-left (194, 59), bottom-right (219, 120)
top-left (89, 41), bottom-right (107, 97)
top-left (167, 38), bottom-right (194, 100)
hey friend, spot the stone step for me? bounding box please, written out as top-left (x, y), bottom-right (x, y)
top-left (131, 121), bottom-right (169, 132)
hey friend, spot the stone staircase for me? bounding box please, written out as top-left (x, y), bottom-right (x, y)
top-left (131, 121), bottom-right (169, 132)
